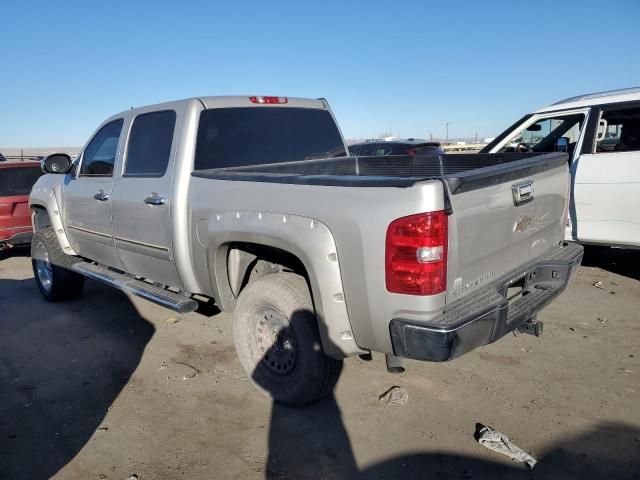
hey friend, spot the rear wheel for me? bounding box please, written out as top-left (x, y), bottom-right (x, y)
top-left (233, 272), bottom-right (343, 406)
top-left (31, 228), bottom-right (85, 301)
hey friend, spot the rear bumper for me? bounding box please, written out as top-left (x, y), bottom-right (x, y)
top-left (0, 231), bottom-right (33, 249)
top-left (389, 242), bottom-right (584, 362)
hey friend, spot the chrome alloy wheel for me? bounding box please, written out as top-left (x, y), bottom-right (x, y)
top-left (34, 241), bottom-right (53, 293)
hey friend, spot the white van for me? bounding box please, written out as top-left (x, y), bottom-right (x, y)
top-left (483, 87), bottom-right (640, 249)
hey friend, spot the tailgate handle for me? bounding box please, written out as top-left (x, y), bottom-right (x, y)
top-left (512, 180), bottom-right (534, 206)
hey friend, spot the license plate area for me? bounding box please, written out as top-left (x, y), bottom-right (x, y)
top-left (504, 275), bottom-right (528, 304)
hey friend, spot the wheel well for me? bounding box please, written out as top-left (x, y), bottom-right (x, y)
top-left (31, 206), bottom-right (51, 231)
top-left (227, 243), bottom-right (308, 299)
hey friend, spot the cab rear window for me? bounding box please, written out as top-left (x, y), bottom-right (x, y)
top-left (194, 107), bottom-right (346, 170)
top-left (0, 166), bottom-right (43, 196)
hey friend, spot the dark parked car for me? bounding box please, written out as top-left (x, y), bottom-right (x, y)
top-left (348, 139), bottom-right (443, 157)
top-left (0, 162), bottom-right (43, 250)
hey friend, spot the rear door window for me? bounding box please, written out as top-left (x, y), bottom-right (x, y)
top-left (0, 167), bottom-right (43, 196)
top-left (194, 107), bottom-right (346, 170)
top-left (595, 106), bottom-right (640, 153)
top-left (125, 110), bottom-right (176, 176)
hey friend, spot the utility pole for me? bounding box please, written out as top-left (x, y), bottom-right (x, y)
top-left (445, 123), bottom-right (450, 143)
top-left (475, 131), bottom-right (478, 144)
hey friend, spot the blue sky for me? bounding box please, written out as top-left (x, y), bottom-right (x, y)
top-left (1, 0), bottom-right (639, 146)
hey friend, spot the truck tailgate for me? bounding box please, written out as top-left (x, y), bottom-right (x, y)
top-left (444, 152), bottom-right (569, 304)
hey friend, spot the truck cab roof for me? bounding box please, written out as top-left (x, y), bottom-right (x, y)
top-left (113, 96), bottom-right (329, 120)
top-left (536, 87), bottom-right (640, 113)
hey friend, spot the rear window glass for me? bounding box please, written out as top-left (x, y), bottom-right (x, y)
top-left (125, 110), bottom-right (176, 176)
top-left (0, 167), bottom-right (43, 196)
top-left (357, 144), bottom-right (393, 156)
top-left (194, 107), bottom-right (346, 170)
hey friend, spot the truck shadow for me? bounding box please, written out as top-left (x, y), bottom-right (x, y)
top-left (581, 245), bottom-right (640, 281)
top-left (264, 394), bottom-right (640, 480)
top-left (257, 316), bottom-right (640, 480)
top-left (0, 277), bottom-right (154, 480)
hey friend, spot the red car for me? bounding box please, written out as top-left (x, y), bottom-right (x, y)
top-left (0, 162), bottom-right (43, 250)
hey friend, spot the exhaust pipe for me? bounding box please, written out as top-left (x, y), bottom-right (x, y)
top-left (385, 354), bottom-right (405, 374)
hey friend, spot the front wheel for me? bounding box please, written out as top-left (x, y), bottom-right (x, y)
top-left (31, 228), bottom-right (85, 301)
top-left (233, 272), bottom-right (343, 406)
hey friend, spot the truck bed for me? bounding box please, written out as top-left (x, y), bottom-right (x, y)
top-left (192, 152), bottom-right (568, 193)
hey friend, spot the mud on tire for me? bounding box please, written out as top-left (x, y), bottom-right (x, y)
top-left (233, 272), bottom-right (343, 406)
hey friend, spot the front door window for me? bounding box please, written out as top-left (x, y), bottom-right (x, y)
top-left (80, 119), bottom-right (124, 177)
top-left (500, 113), bottom-right (585, 154)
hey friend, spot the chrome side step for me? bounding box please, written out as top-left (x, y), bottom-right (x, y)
top-left (72, 262), bottom-right (198, 314)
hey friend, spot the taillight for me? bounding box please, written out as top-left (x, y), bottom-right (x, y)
top-left (385, 211), bottom-right (448, 295)
top-left (249, 96), bottom-right (288, 104)
top-left (406, 148), bottom-right (415, 157)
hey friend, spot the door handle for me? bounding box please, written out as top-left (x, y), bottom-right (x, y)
top-left (144, 194), bottom-right (167, 206)
top-left (93, 190), bottom-right (110, 201)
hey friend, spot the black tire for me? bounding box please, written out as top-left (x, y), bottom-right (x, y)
top-left (31, 227), bottom-right (85, 301)
top-left (233, 272), bottom-right (343, 406)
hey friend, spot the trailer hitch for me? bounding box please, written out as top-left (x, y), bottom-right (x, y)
top-left (516, 316), bottom-right (544, 337)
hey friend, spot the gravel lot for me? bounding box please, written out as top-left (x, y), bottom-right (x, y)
top-left (1, 247), bottom-right (638, 480)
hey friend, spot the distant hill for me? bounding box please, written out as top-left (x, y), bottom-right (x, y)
top-left (0, 147), bottom-right (80, 163)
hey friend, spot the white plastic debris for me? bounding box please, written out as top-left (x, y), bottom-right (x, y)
top-left (378, 386), bottom-right (408, 406)
top-left (476, 425), bottom-right (537, 469)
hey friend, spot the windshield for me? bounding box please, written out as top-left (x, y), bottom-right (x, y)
top-left (194, 107), bottom-right (346, 170)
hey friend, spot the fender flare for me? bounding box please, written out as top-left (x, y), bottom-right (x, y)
top-left (203, 210), bottom-right (366, 359)
top-left (29, 181), bottom-right (78, 256)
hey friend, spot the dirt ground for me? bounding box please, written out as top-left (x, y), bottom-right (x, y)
top-left (0, 246), bottom-right (638, 480)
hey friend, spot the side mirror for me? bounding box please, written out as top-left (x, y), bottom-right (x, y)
top-left (42, 153), bottom-right (72, 174)
top-left (555, 137), bottom-right (569, 153)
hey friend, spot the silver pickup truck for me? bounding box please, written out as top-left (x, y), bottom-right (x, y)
top-left (29, 96), bottom-right (583, 405)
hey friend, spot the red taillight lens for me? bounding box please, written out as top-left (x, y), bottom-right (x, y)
top-left (385, 211), bottom-right (448, 295)
top-left (406, 148), bottom-right (416, 156)
top-left (249, 96), bottom-right (288, 104)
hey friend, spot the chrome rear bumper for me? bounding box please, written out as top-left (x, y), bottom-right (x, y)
top-left (389, 242), bottom-right (584, 362)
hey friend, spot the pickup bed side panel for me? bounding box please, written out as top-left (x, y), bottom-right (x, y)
top-left (187, 177), bottom-right (446, 357)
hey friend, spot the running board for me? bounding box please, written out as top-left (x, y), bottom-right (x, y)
top-left (72, 262), bottom-right (198, 314)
